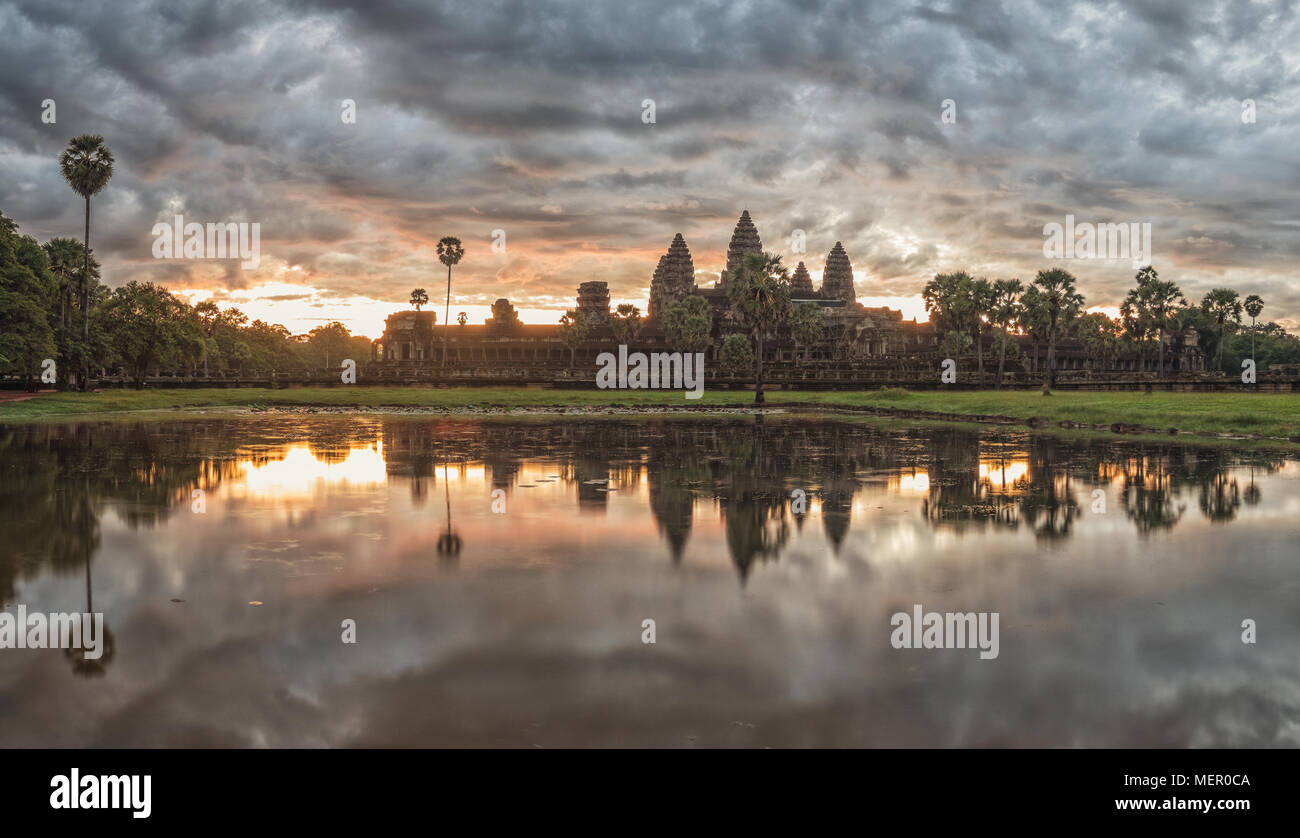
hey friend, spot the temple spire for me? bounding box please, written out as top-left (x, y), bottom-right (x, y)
top-left (820, 241), bottom-right (856, 303)
top-left (648, 233), bottom-right (695, 318)
top-left (721, 210), bottom-right (762, 289)
top-left (790, 261), bottom-right (814, 297)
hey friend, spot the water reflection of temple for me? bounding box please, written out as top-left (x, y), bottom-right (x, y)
top-left (0, 419), bottom-right (1289, 607)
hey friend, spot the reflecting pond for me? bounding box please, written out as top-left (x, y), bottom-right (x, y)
top-left (1, 416), bottom-right (1296, 746)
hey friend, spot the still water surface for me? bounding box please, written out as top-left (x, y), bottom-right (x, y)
top-left (1, 416), bottom-right (1296, 747)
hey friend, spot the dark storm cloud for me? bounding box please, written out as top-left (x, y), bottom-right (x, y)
top-left (0, 0), bottom-right (1297, 332)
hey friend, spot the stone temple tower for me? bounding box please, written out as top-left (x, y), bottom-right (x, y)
top-left (790, 261), bottom-right (815, 297)
top-left (648, 233), bottom-right (695, 318)
top-left (720, 210), bottom-right (762, 290)
top-left (577, 280), bottom-right (611, 326)
top-left (820, 241), bottom-right (856, 304)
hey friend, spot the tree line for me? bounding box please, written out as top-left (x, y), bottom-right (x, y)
top-left (0, 209), bottom-right (370, 390)
top-left (1, 135), bottom-right (375, 390)
top-left (921, 266), bottom-right (1297, 388)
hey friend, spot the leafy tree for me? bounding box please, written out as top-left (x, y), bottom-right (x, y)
top-left (1076, 312), bottom-right (1122, 371)
top-left (101, 281), bottom-right (190, 389)
top-left (0, 213), bottom-right (56, 390)
top-left (558, 309), bottom-right (589, 365)
top-left (307, 321), bottom-right (354, 370)
top-left (457, 311), bottom-right (468, 326)
top-left (610, 303), bottom-right (642, 344)
top-left (923, 271), bottom-right (976, 352)
top-left (409, 288), bottom-right (428, 311)
top-left (59, 134), bottom-right (113, 390)
top-left (788, 301), bottom-right (825, 363)
top-left (662, 295), bottom-right (713, 354)
top-left (940, 330), bottom-right (972, 358)
top-left (719, 333), bottom-right (754, 374)
top-left (726, 251), bottom-right (791, 403)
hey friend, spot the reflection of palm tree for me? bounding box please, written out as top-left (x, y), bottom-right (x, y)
top-left (436, 461), bottom-right (462, 557)
top-left (1120, 454), bottom-right (1185, 535)
top-left (1017, 440), bottom-right (1079, 541)
top-left (64, 528), bottom-right (114, 678)
top-left (1243, 466), bottom-right (1261, 506)
top-left (1199, 472), bottom-right (1241, 523)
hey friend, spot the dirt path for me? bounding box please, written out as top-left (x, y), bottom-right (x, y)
top-left (0, 390), bottom-right (55, 403)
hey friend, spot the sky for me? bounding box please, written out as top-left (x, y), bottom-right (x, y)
top-left (1, 0), bottom-right (1297, 339)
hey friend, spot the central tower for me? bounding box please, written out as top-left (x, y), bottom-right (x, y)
top-left (720, 209), bottom-right (762, 290)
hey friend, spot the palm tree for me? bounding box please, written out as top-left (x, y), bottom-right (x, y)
top-left (1201, 288), bottom-right (1242, 372)
top-left (457, 311), bottom-right (468, 326)
top-left (59, 135), bottom-right (113, 391)
top-left (436, 237), bottom-right (464, 368)
top-left (990, 278), bottom-right (1022, 390)
top-left (969, 278), bottom-right (994, 386)
top-left (726, 251), bottom-right (791, 404)
top-left (409, 288), bottom-right (428, 311)
top-left (1244, 294), bottom-right (1264, 368)
top-left (1030, 268), bottom-right (1085, 388)
top-left (1137, 268), bottom-right (1184, 377)
top-left (44, 238), bottom-right (80, 331)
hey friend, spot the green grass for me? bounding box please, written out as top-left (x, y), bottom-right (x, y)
top-left (2, 385), bottom-right (1298, 438)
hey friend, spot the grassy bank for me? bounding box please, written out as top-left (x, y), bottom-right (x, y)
top-left (2, 385), bottom-right (1298, 438)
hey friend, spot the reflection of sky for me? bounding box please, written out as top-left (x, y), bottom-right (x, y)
top-left (2, 422), bottom-right (1297, 748)
top-left (230, 441), bottom-right (388, 500)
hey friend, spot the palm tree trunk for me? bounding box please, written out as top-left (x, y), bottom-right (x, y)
top-left (82, 196), bottom-right (90, 392)
top-left (996, 325), bottom-right (1007, 390)
top-left (1157, 326), bottom-right (1165, 377)
top-left (754, 329), bottom-right (765, 404)
top-left (1047, 328), bottom-right (1057, 388)
top-left (442, 264), bottom-right (451, 368)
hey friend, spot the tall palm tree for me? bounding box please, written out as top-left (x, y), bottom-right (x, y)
top-left (1136, 268), bottom-right (1184, 377)
top-left (726, 251), bottom-right (791, 404)
top-left (990, 278), bottom-right (1023, 390)
top-left (44, 238), bottom-right (80, 331)
top-left (1201, 288), bottom-right (1242, 372)
top-left (1030, 268), bottom-right (1085, 388)
top-left (969, 277), bottom-right (996, 387)
top-left (1244, 294), bottom-right (1264, 368)
top-left (59, 135), bottom-right (114, 391)
top-left (436, 237), bottom-right (464, 368)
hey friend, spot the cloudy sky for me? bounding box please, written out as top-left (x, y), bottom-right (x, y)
top-left (1, 0), bottom-right (1297, 337)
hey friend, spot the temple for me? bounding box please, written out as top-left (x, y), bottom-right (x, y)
top-left (370, 210), bottom-right (1205, 383)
